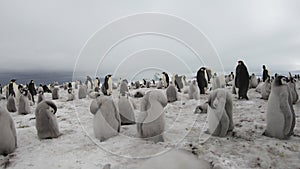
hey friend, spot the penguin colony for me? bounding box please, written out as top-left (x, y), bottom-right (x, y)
top-left (0, 67), bottom-right (299, 168)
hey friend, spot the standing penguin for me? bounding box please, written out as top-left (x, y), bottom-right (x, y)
top-left (85, 76), bottom-right (94, 92)
top-left (90, 96), bottom-right (121, 141)
top-left (78, 84), bottom-right (87, 99)
top-left (188, 80), bottom-right (200, 100)
top-left (28, 80), bottom-right (37, 104)
top-left (261, 77), bottom-right (272, 100)
top-left (118, 94), bottom-right (136, 125)
top-left (162, 72), bottom-right (170, 88)
top-left (174, 74), bottom-right (184, 92)
top-left (67, 88), bottom-right (75, 101)
top-left (52, 86), bottom-right (59, 100)
top-left (235, 60), bottom-right (250, 100)
top-left (156, 79), bottom-right (163, 89)
top-left (119, 80), bottom-right (129, 96)
top-left (101, 75), bottom-right (113, 96)
top-left (207, 88), bottom-right (234, 137)
top-left (37, 91), bottom-right (45, 104)
top-left (0, 107), bottom-right (17, 156)
top-left (263, 76), bottom-right (295, 139)
top-left (7, 95), bottom-right (17, 112)
top-left (288, 73), bottom-right (299, 104)
top-left (35, 100), bottom-right (60, 139)
top-left (18, 89), bottom-right (31, 115)
top-left (249, 73), bottom-right (258, 88)
top-left (166, 83), bottom-right (177, 103)
top-left (196, 67), bottom-right (208, 94)
top-left (94, 77), bottom-right (100, 88)
top-left (137, 90), bottom-right (168, 143)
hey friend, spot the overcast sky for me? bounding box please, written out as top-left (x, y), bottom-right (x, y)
top-left (1, 0), bottom-right (300, 78)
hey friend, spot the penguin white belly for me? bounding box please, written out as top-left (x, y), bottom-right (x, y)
top-left (266, 95), bottom-right (285, 138)
top-left (207, 106), bottom-right (221, 134)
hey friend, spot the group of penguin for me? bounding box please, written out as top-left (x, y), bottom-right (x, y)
top-left (0, 69), bottom-right (299, 169)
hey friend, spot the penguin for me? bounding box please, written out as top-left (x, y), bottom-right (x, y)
top-left (235, 60), bottom-right (250, 100)
top-left (85, 76), bottom-right (94, 92)
top-left (211, 73), bottom-right (226, 90)
top-left (75, 80), bottom-right (79, 89)
top-left (37, 91), bottom-right (45, 104)
top-left (78, 84), bottom-right (87, 99)
top-left (7, 95), bottom-right (17, 112)
top-left (207, 88), bottom-right (234, 137)
top-left (88, 91), bottom-right (100, 99)
top-left (146, 81), bottom-right (151, 88)
top-left (135, 81), bottom-right (140, 89)
top-left (140, 150), bottom-right (211, 169)
top-left (102, 75), bottom-right (113, 96)
top-left (162, 72), bottom-right (170, 88)
top-left (90, 96), bottom-right (121, 141)
top-left (52, 86), bottom-right (59, 100)
top-left (94, 77), bottom-right (100, 88)
top-left (67, 88), bottom-right (75, 101)
top-left (119, 80), bottom-right (129, 96)
top-left (288, 73), bottom-right (299, 104)
top-left (134, 91), bottom-right (145, 98)
top-left (249, 73), bottom-right (258, 88)
top-left (263, 76), bottom-right (295, 139)
top-left (0, 107), bottom-right (17, 156)
top-left (174, 74), bottom-right (184, 92)
top-left (4, 85), bottom-right (9, 100)
top-left (166, 83), bottom-right (177, 103)
top-left (261, 77), bottom-right (272, 100)
top-left (118, 94), bottom-right (136, 125)
top-left (42, 85), bottom-right (52, 93)
top-left (137, 90), bottom-right (168, 143)
top-left (196, 67), bottom-right (208, 94)
top-left (18, 89), bottom-right (31, 115)
top-left (188, 80), bottom-right (200, 100)
top-left (194, 102), bottom-right (208, 114)
top-left (35, 100), bottom-right (60, 139)
top-left (255, 82), bottom-right (264, 93)
top-left (156, 79), bottom-right (163, 89)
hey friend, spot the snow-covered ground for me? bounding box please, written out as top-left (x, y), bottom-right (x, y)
top-left (1, 83), bottom-right (300, 169)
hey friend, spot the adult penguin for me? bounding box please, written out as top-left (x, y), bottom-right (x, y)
top-left (262, 65), bottom-right (270, 82)
top-left (28, 80), bottom-right (37, 104)
top-left (101, 75), bottom-right (111, 96)
top-left (235, 60), bottom-right (250, 100)
top-left (85, 76), bottom-right (94, 92)
top-left (196, 67), bottom-right (208, 94)
top-left (94, 77), bottom-right (100, 88)
top-left (162, 72), bottom-right (170, 88)
top-left (8, 80), bottom-right (16, 97)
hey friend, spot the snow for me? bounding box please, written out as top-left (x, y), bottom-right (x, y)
top-left (1, 84), bottom-right (300, 169)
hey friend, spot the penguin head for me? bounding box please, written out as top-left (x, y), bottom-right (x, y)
top-left (274, 76), bottom-right (287, 86)
top-left (44, 101), bottom-right (57, 114)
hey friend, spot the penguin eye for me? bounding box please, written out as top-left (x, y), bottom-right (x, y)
top-left (49, 107), bottom-right (55, 113)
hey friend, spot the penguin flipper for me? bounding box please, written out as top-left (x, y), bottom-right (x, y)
top-left (280, 92), bottom-right (292, 137)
